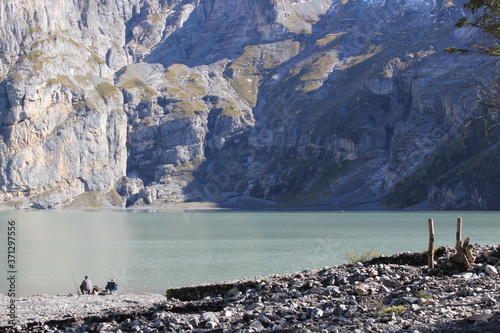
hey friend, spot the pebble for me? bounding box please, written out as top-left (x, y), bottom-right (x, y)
top-left (483, 293), bottom-right (497, 306)
top-left (354, 284), bottom-right (371, 296)
top-left (382, 278), bottom-right (401, 288)
top-left (205, 321), bottom-right (218, 329)
top-left (485, 264), bottom-right (499, 277)
top-left (467, 309), bottom-right (494, 322)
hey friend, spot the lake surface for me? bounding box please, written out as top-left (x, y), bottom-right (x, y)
top-left (0, 210), bottom-right (498, 297)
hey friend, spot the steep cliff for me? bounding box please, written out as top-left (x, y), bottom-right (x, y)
top-left (0, 0), bottom-right (497, 209)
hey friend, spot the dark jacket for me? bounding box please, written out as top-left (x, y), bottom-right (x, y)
top-left (105, 281), bottom-right (117, 292)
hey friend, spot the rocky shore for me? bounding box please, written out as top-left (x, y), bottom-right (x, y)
top-left (2, 245), bottom-right (500, 333)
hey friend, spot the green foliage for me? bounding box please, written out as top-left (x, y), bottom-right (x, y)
top-left (84, 95), bottom-right (98, 110)
top-left (20, 49), bottom-right (45, 63)
top-left (165, 63), bottom-right (189, 79)
top-left (88, 52), bottom-right (106, 65)
top-left (226, 41), bottom-right (300, 105)
top-left (56, 34), bottom-right (81, 48)
top-left (31, 35), bottom-right (56, 49)
top-left (104, 189), bottom-right (125, 207)
top-left (315, 32), bottom-right (347, 47)
top-left (0, 200), bottom-right (24, 209)
top-left (215, 99), bottom-right (241, 118)
top-left (341, 248), bottom-right (382, 263)
top-left (27, 26), bottom-right (42, 35)
top-left (140, 116), bottom-right (156, 127)
top-left (65, 191), bottom-right (103, 208)
top-left (96, 82), bottom-right (119, 98)
top-left (445, 0), bottom-right (500, 55)
top-left (226, 46), bottom-right (262, 106)
top-left (185, 74), bottom-right (207, 96)
top-left (462, 0), bottom-right (500, 39)
top-left (445, 44), bottom-right (500, 56)
top-left (222, 108), bottom-right (241, 118)
top-left (445, 1), bottom-right (500, 195)
top-left (9, 73), bottom-right (23, 81)
top-left (378, 306), bottom-right (407, 317)
top-left (166, 288), bottom-right (177, 299)
top-left (31, 188), bottom-right (60, 201)
top-left (48, 75), bottom-right (80, 92)
top-left (121, 78), bottom-right (157, 100)
top-left (148, 13), bottom-right (163, 23)
top-left (177, 157), bottom-right (206, 171)
top-left (172, 99), bottom-right (205, 117)
top-left (295, 51), bottom-right (340, 93)
top-left (164, 66), bottom-right (207, 98)
top-left (416, 292), bottom-right (432, 300)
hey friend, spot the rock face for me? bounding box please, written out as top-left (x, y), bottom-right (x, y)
top-left (0, 0), bottom-right (498, 209)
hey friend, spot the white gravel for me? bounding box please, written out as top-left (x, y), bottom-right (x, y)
top-left (0, 293), bottom-right (167, 327)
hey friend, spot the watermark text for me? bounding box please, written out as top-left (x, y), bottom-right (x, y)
top-left (6, 220), bottom-right (17, 325)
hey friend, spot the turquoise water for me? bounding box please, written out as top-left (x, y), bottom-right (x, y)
top-left (0, 210), bottom-right (498, 296)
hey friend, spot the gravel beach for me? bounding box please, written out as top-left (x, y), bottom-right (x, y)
top-left (2, 245), bottom-right (500, 332)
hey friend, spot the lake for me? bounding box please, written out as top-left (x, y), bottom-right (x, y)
top-left (0, 210), bottom-right (498, 297)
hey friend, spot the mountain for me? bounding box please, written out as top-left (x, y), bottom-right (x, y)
top-left (0, 0), bottom-right (498, 210)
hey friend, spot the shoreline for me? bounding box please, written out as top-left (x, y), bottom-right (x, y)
top-left (2, 245), bottom-right (500, 332)
top-left (0, 195), bottom-right (453, 212)
top-left (1, 204), bottom-right (495, 213)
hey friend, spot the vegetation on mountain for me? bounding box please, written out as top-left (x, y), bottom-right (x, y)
top-left (412, 0), bottom-right (499, 210)
top-left (445, 0), bottom-right (499, 132)
top-left (445, 0), bottom-right (500, 55)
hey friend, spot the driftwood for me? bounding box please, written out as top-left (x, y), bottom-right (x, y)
top-left (428, 218), bottom-right (435, 269)
top-left (451, 217), bottom-right (476, 267)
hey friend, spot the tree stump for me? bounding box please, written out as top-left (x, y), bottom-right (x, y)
top-left (451, 217), bottom-right (476, 268)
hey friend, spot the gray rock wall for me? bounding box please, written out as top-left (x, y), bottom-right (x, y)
top-left (0, 0), bottom-right (497, 209)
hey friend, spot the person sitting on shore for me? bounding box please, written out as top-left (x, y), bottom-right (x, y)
top-left (80, 276), bottom-right (92, 295)
top-left (105, 278), bottom-right (118, 294)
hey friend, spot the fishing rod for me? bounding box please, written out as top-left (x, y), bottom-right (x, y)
top-left (67, 263), bottom-right (80, 295)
